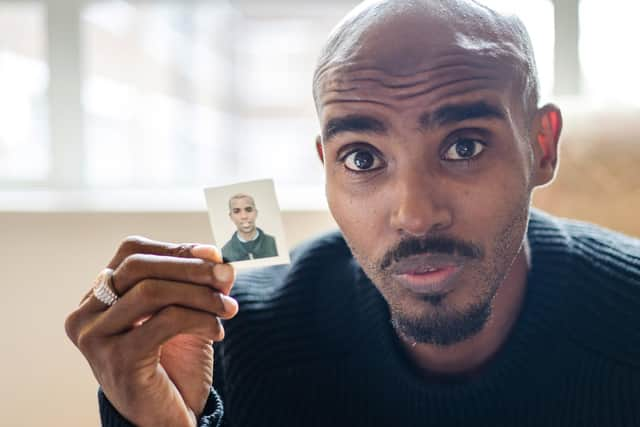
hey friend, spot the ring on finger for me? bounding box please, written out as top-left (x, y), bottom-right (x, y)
top-left (92, 268), bottom-right (119, 307)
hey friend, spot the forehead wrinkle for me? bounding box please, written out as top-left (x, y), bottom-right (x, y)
top-left (318, 54), bottom-right (515, 108)
top-left (317, 50), bottom-right (507, 90)
top-left (322, 99), bottom-right (394, 109)
top-left (332, 63), bottom-right (499, 91)
top-left (322, 76), bottom-right (501, 109)
top-left (428, 85), bottom-right (506, 108)
top-left (319, 68), bottom-right (509, 113)
top-left (393, 76), bottom-right (502, 102)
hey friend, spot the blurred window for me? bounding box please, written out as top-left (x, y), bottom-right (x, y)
top-left (0, 2), bottom-right (48, 182)
top-left (580, 0), bottom-right (640, 106)
top-left (83, 1), bottom-right (236, 188)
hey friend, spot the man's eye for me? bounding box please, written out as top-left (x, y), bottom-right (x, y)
top-left (343, 149), bottom-right (383, 171)
top-left (443, 139), bottom-right (486, 161)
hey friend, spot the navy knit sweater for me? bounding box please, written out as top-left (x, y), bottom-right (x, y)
top-left (99, 209), bottom-right (640, 426)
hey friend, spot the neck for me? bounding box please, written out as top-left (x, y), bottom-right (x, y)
top-left (398, 241), bottom-right (530, 379)
top-left (238, 229), bottom-right (257, 241)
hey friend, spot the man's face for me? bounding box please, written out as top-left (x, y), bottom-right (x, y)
top-left (229, 197), bottom-right (258, 235)
top-left (317, 18), bottom-right (539, 346)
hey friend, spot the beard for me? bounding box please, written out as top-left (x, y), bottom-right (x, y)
top-left (390, 277), bottom-right (495, 346)
top-left (345, 199), bottom-right (530, 347)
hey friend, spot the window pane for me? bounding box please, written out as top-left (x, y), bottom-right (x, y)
top-left (82, 0), bottom-right (352, 191)
top-left (83, 1), bottom-right (235, 187)
top-left (0, 2), bottom-right (48, 181)
top-left (236, 19), bottom-right (314, 110)
top-left (236, 118), bottom-right (324, 186)
top-left (580, 0), bottom-right (640, 105)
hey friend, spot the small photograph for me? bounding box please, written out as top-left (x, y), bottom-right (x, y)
top-left (204, 179), bottom-right (290, 270)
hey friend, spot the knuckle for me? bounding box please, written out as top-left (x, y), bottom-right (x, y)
top-left (120, 252), bottom-right (148, 272)
top-left (115, 253), bottom-right (151, 287)
top-left (118, 235), bottom-right (145, 255)
top-left (64, 311), bottom-right (81, 344)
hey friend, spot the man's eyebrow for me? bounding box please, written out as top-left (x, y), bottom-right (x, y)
top-left (323, 115), bottom-right (387, 142)
top-left (419, 101), bottom-right (507, 129)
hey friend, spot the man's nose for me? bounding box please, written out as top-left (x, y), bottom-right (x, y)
top-left (388, 168), bottom-right (453, 236)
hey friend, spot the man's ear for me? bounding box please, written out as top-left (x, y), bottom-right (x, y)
top-left (315, 135), bottom-right (324, 165)
top-left (531, 104), bottom-right (562, 187)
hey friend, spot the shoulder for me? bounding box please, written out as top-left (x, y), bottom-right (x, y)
top-left (221, 233), bottom-right (235, 249)
top-left (531, 209), bottom-right (640, 282)
top-left (262, 231), bottom-right (277, 244)
top-left (529, 209), bottom-right (640, 367)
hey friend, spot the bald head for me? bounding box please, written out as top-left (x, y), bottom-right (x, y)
top-left (313, 0), bottom-right (539, 118)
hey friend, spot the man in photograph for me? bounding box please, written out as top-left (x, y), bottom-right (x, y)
top-left (65, 1), bottom-right (640, 426)
top-left (221, 193), bottom-right (278, 261)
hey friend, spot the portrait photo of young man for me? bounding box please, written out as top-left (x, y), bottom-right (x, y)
top-left (222, 193), bottom-right (278, 262)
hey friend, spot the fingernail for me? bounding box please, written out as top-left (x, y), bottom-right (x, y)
top-left (221, 295), bottom-right (238, 314)
top-left (191, 244), bottom-right (222, 263)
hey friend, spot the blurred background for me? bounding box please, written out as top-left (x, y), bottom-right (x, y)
top-left (0, 0), bottom-right (638, 426)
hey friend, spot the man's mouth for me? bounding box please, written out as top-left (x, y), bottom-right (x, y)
top-left (390, 254), bottom-right (465, 295)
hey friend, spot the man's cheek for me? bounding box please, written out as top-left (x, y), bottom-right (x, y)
top-left (460, 170), bottom-right (524, 214)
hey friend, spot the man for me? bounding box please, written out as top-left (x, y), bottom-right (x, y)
top-left (221, 193), bottom-right (278, 261)
top-left (65, 1), bottom-right (640, 426)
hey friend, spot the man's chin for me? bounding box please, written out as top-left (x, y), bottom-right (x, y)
top-left (390, 299), bottom-right (492, 346)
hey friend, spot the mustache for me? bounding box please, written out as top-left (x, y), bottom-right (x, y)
top-left (379, 235), bottom-right (483, 271)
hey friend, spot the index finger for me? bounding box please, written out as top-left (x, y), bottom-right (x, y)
top-left (77, 238), bottom-right (224, 308)
top-left (107, 236), bottom-right (223, 270)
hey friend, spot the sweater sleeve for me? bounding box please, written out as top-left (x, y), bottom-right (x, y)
top-left (97, 387), bottom-right (224, 427)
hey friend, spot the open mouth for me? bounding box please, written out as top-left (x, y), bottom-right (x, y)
top-left (390, 255), bottom-right (466, 295)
